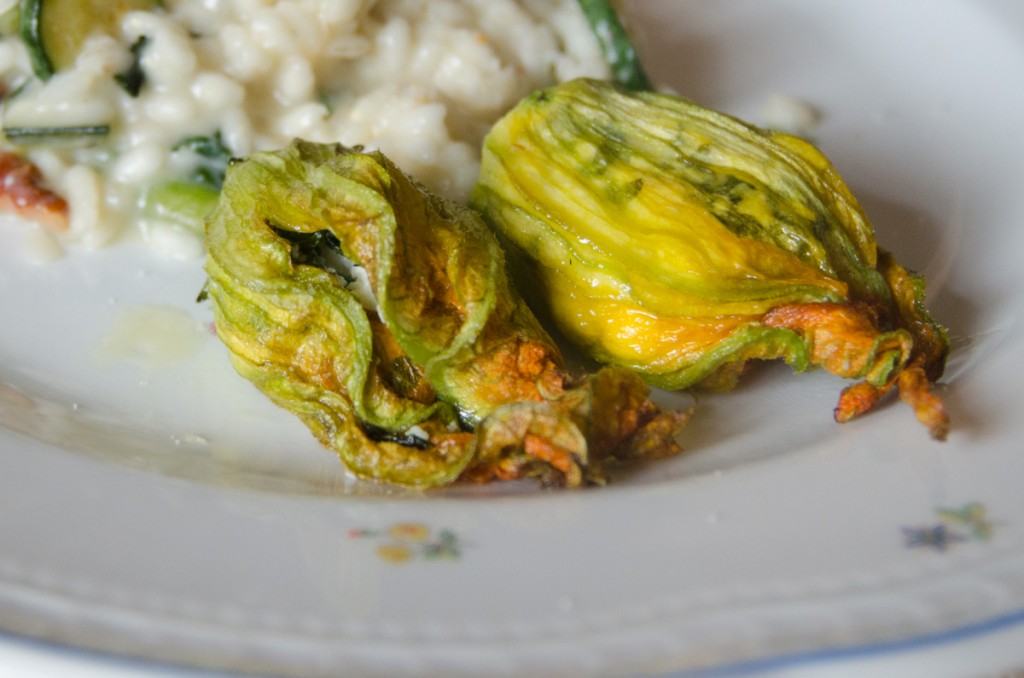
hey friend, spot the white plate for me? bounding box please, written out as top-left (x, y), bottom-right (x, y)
top-left (3, 1), bottom-right (1024, 676)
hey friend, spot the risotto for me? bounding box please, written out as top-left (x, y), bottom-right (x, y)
top-left (0, 0), bottom-right (609, 257)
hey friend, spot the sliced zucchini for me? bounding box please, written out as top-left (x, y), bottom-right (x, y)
top-left (141, 180), bottom-right (219, 234)
top-left (0, 0), bottom-right (19, 35)
top-left (576, 0), bottom-right (652, 91)
top-left (18, 0), bottom-right (160, 79)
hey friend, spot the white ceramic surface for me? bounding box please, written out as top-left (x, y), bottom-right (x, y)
top-left (3, 1), bottom-right (1024, 676)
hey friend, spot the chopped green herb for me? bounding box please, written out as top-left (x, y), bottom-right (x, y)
top-left (173, 131), bottom-right (233, 189)
top-left (3, 124), bottom-right (110, 141)
top-left (114, 35), bottom-right (149, 97)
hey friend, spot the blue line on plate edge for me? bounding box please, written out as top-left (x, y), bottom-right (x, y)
top-left (671, 606), bottom-right (1024, 677)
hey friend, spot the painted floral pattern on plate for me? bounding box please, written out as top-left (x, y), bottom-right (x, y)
top-left (349, 522), bottom-right (463, 563)
top-left (903, 502), bottom-right (995, 552)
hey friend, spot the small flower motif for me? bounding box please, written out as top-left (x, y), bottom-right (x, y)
top-left (377, 544), bottom-right (415, 563)
top-left (347, 528), bottom-right (378, 538)
top-left (903, 502), bottom-right (997, 552)
top-left (387, 523), bottom-right (430, 542)
top-left (902, 524), bottom-right (966, 551)
top-left (349, 522), bottom-right (464, 563)
top-left (938, 502), bottom-right (994, 541)
top-left (422, 530), bottom-right (460, 560)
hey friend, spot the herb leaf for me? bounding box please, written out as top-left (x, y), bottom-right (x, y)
top-left (114, 35), bottom-right (149, 97)
top-left (173, 131), bottom-right (233, 189)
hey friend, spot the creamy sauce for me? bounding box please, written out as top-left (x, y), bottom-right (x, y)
top-left (19, 222), bottom-right (65, 263)
top-left (94, 304), bottom-right (207, 368)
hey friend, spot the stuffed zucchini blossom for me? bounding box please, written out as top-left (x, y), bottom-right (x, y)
top-left (471, 79), bottom-right (949, 439)
top-left (203, 140), bottom-right (687, 488)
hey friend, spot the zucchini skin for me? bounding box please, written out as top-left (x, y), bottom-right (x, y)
top-left (576, 0), bottom-right (651, 91)
top-left (18, 0), bottom-right (52, 79)
top-left (17, 0), bottom-right (161, 80)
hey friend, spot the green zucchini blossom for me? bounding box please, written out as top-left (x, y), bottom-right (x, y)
top-left (204, 140), bottom-right (687, 488)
